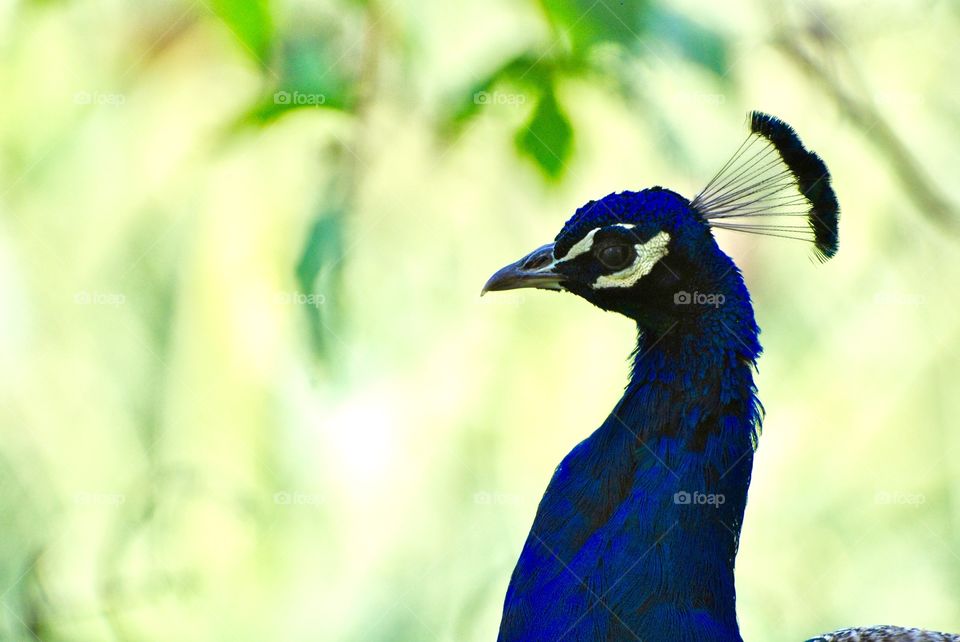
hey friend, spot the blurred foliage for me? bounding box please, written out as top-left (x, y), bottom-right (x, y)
top-left (514, 82), bottom-right (573, 178)
top-left (242, 24), bottom-right (359, 123)
top-left (1, 0), bottom-right (959, 640)
top-left (209, 0), bottom-right (275, 62)
top-left (442, 0), bottom-right (731, 178)
top-left (295, 206), bottom-right (347, 358)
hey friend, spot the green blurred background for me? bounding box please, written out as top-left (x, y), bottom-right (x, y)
top-left (2, 0), bottom-right (959, 639)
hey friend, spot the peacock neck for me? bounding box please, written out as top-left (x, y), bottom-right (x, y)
top-left (623, 315), bottom-right (760, 622)
top-left (610, 276), bottom-right (763, 638)
top-left (499, 264), bottom-right (763, 641)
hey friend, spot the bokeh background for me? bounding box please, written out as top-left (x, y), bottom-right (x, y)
top-left (2, 0), bottom-right (959, 639)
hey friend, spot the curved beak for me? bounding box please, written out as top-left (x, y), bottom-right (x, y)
top-left (481, 243), bottom-right (564, 295)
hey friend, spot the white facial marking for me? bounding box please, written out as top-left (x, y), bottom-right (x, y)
top-left (593, 230), bottom-right (671, 289)
top-left (557, 227), bottom-right (599, 261)
top-left (557, 223), bottom-right (638, 262)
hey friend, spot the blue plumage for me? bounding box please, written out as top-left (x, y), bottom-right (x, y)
top-left (495, 188), bottom-right (762, 641)
top-left (484, 113), bottom-right (957, 641)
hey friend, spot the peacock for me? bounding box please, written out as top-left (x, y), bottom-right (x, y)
top-left (482, 112), bottom-right (959, 642)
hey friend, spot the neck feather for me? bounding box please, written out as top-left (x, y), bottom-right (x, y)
top-left (499, 268), bottom-right (762, 642)
top-left (615, 310), bottom-right (762, 636)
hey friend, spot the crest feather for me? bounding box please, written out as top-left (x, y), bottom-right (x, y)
top-left (692, 112), bottom-right (840, 261)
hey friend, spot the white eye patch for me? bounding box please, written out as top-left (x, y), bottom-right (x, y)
top-left (592, 230), bottom-right (671, 289)
top-left (556, 223), bottom-right (638, 261)
top-left (556, 228), bottom-right (600, 261)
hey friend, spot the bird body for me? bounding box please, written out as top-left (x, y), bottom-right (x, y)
top-left (809, 627), bottom-right (960, 641)
top-left (484, 113), bottom-right (957, 640)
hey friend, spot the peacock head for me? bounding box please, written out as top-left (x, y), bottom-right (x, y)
top-left (482, 112), bottom-right (839, 329)
top-left (482, 188), bottom-right (721, 326)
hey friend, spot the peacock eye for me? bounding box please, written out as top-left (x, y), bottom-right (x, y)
top-left (596, 244), bottom-right (634, 270)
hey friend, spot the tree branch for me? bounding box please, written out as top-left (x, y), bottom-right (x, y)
top-left (772, 25), bottom-right (960, 236)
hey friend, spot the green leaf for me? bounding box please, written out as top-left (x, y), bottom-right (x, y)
top-left (538, 0), bottom-right (652, 54)
top-left (296, 209), bottom-right (347, 359)
top-left (241, 27), bottom-right (358, 125)
top-left (208, 0), bottom-right (275, 63)
top-left (441, 53), bottom-right (549, 137)
top-left (514, 83), bottom-right (573, 179)
top-left (648, 5), bottom-right (729, 77)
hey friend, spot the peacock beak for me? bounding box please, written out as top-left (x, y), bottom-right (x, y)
top-left (481, 243), bottom-right (564, 295)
